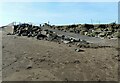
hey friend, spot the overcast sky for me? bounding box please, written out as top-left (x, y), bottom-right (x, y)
top-left (0, 2), bottom-right (118, 26)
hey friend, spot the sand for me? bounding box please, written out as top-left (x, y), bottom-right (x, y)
top-left (2, 31), bottom-right (119, 81)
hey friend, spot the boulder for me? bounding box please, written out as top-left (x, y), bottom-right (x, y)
top-left (41, 31), bottom-right (47, 35)
top-left (75, 48), bottom-right (84, 52)
top-left (36, 33), bottom-right (47, 40)
top-left (22, 32), bottom-right (28, 36)
top-left (63, 40), bottom-right (70, 44)
top-left (27, 33), bottom-right (32, 37)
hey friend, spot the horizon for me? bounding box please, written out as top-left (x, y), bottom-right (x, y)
top-left (0, 2), bottom-right (118, 26)
top-left (1, 21), bottom-right (118, 27)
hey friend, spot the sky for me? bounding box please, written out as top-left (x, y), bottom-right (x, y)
top-left (0, 2), bottom-right (118, 26)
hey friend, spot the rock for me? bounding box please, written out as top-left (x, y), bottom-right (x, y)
top-left (73, 38), bottom-right (80, 42)
top-left (41, 31), bottom-right (47, 35)
top-left (80, 40), bottom-right (89, 44)
top-left (7, 33), bottom-right (12, 35)
top-left (71, 39), bottom-right (74, 42)
top-left (75, 48), bottom-right (80, 52)
top-left (75, 48), bottom-right (84, 52)
top-left (17, 33), bottom-right (21, 36)
top-left (68, 44), bottom-right (71, 47)
top-left (39, 58), bottom-right (46, 62)
top-left (36, 34), bottom-right (47, 40)
top-left (73, 60), bottom-right (80, 63)
top-left (118, 59), bottom-right (120, 62)
top-left (16, 70), bottom-right (20, 72)
top-left (23, 52), bottom-right (26, 54)
top-left (58, 42), bottom-right (61, 44)
top-left (63, 40), bottom-right (70, 44)
top-left (76, 43), bottom-right (80, 46)
top-left (28, 57), bottom-right (33, 60)
top-left (32, 33), bottom-right (37, 37)
top-left (26, 64), bottom-right (32, 69)
top-left (13, 58), bottom-right (17, 62)
top-left (2, 45), bottom-right (4, 48)
top-left (27, 33), bottom-right (32, 37)
top-left (22, 32), bottom-right (28, 36)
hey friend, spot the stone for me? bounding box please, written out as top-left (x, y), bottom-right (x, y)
top-left (16, 70), bottom-right (20, 72)
top-left (7, 33), bottom-right (12, 35)
top-left (27, 33), bottom-right (32, 37)
top-left (76, 43), bottom-right (80, 46)
top-left (13, 58), bottom-right (17, 62)
top-left (2, 45), bottom-right (4, 48)
top-left (68, 44), bottom-right (71, 47)
top-left (73, 38), bottom-right (80, 42)
top-left (80, 40), bottom-right (88, 44)
top-left (75, 48), bottom-right (84, 52)
top-left (41, 31), bottom-right (47, 35)
top-left (63, 40), bottom-right (70, 44)
top-left (73, 60), bottom-right (80, 64)
top-left (36, 34), bottom-right (47, 40)
top-left (26, 64), bottom-right (32, 69)
top-left (75, 48), bottom-right (80, 52)
top-left (28, 57), bottom-right (33, 60)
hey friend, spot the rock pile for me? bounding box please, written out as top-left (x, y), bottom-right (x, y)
top-left (8, 23), bottom-right (113, 49)
top-left (14, 23), bottom-right (41, 37)
top-left (5, 23), bottom-right (114, 49)
top-left (13, 23), bottom-right (88, 45)
top-left (51, 23), bottom-right (120, 39)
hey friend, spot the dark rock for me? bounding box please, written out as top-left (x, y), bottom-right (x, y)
top-left (75, 48), bottom-right (84, 52)
top-left (2, 46), bottom-right (4, 48)
top-left (68, 44), bottom-right (71, 47)
top-left (7, 33), bottom-right (12, 35)
top-left (39, 58), bottom-right (46, 62)
top-left (16, 70), bottom-right (20, 72)
top-left (22, 32), bottom-right (28, 36)
top-left (75, 48), bottom-right (80, 52)
top-left (73, 60), bottom-right (80, 64)
top-left (36, 34), bottom-right (47, 40)
top-left (26, 65), bottom-right (32, 69)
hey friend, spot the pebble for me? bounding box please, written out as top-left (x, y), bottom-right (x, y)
top-left (2, 46), bottom-right (4, 48)
top-left (75, 48), bottom-right (80, 52)
top-left (73, 60), bottom-right (80, 64)
top-left (75, 48), bottom-right (84, 52)
top-left (68, 44), bottom-right (71, 47)
top-left (26, 64), bottom-right (32, 69)
top-left (16, 70), bottom-right (20, 72)
top-left (28, 57), bottom-right (33, 60)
